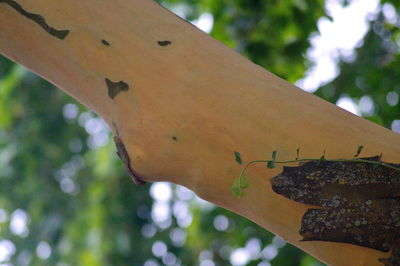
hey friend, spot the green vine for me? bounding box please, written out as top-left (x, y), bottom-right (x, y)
top-left (231, 146), bottom-right (400, 197)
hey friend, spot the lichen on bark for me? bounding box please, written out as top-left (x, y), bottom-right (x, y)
top-left (271, 157), bottom-right (400, 264)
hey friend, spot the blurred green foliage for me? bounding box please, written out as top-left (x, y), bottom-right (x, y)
top-left (315, 9), bottom-right (400, 128)
top-left (0, 0), bottom-right (399, 265)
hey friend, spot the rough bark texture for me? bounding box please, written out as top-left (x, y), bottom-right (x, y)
top-left (271, 157), bottom-right (400, 263)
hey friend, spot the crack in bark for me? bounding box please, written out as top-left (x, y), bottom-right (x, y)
top-left (0, 0), bottom-right (69, 39)
top-left (113, 135), bottom-right (146, 185)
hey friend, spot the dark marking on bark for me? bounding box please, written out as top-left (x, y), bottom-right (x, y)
top-left (171, 136), bottom-right (178, 141)
top-left (157, 40), bottom-right (171, 46)
top-left (105, 78), bottom-right (129, 99)
top-left (113, 136), bottom-right (146, 185)
top-left (101, 40), bottom-right (110, 46)
top-left (271, 156), bottom-right (400, 264)
top-left (0, 0), bottom-right (69, 39)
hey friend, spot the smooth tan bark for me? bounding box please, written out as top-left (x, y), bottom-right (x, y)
top-left (1, 1), bottom-right (399, 265)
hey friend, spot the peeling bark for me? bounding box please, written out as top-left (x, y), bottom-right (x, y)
top-left (113, 135), bottom-right (146, 185)
top-left (271, 157), bottom-right (400, 264)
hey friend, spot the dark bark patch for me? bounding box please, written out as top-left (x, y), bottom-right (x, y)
top-left (271, 157), bottom-right (400, 264)
top-left (105, 78), bottom-right (129, 99)
top-left (157, 40), bottom-right (171, 46)
top-left (101, 39), bottom-right (110, 46)
top-left (0, 0), bottom-right (69, 39)
top-left (171, 136), bottom-right (178, 141)
top-left (113, 136), bottom-right (146, 185)
top-left (379, 243), bottom-right (400, 266)
top-left (300, 200), bottom-right (399, 252)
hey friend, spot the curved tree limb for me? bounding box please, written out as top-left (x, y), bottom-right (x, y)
top-left (1, 0), bottom-right (399, 264)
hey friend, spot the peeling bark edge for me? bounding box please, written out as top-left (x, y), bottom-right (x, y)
top-left (270, 157), bottom-right (400, 265)
top-left (113, 136), bottom-right (146, 185)
top-left (379, 243), bottom-right (400, 266)
top-left (0, 0), bottom-right (69, 39)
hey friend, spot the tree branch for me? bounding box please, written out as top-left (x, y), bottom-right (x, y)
top-left (1, 0), bottom-right (399, 264)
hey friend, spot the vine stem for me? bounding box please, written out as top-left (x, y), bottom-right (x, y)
top-left (237, 157), bottom-right (400, 194)
top-left (273, 158), bottom-right (400, 171)
top-left (237, 160), bottom-right (267, 188)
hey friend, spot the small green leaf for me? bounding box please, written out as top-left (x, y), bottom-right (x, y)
top-left (233, 176), bottom-right (241, 187)
top-left (267, 160), bottom-right (275, 169)
top-left (234, 151), bottom-right (242, 165)
top-left (231, 186), bottom-right (243, 197)
top-left (231, 186), bottom-right (239, 196)
top-left (240, 175), bottom-right (249, 189)
top-left (233, 175), bottom-right (248, 190)
top-left (355, 145), bottom-right (363, 157)
top-left (271, 150), bottom-right (277, 160)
